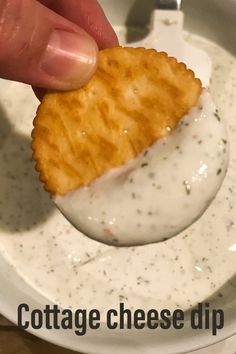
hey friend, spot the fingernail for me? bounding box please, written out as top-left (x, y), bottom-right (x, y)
top-left (41, 30), bottom-right (98, 89)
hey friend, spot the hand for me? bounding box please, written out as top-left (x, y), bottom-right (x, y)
top-left (0, 0), bottom-right (118, 95)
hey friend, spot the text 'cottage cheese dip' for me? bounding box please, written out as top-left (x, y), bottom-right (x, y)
top-left (55, 90), bottom-right (229, 246)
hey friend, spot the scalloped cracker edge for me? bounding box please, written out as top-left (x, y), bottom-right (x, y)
top-left (32, 47), bottom-right (202, 195)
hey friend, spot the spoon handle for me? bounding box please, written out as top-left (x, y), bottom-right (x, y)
top-left (156, 0), bottom-right (182, 10)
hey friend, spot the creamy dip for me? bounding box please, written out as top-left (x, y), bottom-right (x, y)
top-left (55, 91), bottom-right (229, 246)
top-left (0, 32), bottom-right (235, 321)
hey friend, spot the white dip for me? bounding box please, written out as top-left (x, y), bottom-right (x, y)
top-left (55, 91), bottom-right (229, 246)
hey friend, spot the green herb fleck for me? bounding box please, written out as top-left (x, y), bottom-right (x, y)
top-left (214, 110), bottom-right (221, 122)
top-left (148, 172), bottom-right (155, 179)
top-left (141, 163), bottom-right (148, 168)
top-left (183, 180), bottom-right (191, 195)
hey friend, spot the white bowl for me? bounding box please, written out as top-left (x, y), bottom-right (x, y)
top-left (0, 1), bottom-right (235, 353)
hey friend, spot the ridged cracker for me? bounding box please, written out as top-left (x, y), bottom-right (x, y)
top-left (32, 47), bottom-right (202, 195)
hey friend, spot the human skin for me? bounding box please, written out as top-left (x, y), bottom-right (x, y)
top-left (0, 0), bottom-right (118, 97)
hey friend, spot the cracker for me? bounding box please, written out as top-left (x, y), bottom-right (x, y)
top-left (32, 47), bottom-right (202, 195)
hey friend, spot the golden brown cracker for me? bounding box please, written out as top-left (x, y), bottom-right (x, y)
top-left (32, 47), bottom-right (202, 195)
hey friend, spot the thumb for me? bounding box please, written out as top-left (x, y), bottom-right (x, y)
top-left (0, 0), bottom-right (98, 90)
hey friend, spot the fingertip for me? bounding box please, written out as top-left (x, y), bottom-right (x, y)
top-left (32, 87), bottom-right (46, 101)
top-left (40, 29), bottom-right (98, 90)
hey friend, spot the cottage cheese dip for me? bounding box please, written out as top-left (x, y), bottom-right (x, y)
top-left (55, 90), bottom-right (229, 246)
top-left (0, 31), bottom-right (235, 324)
